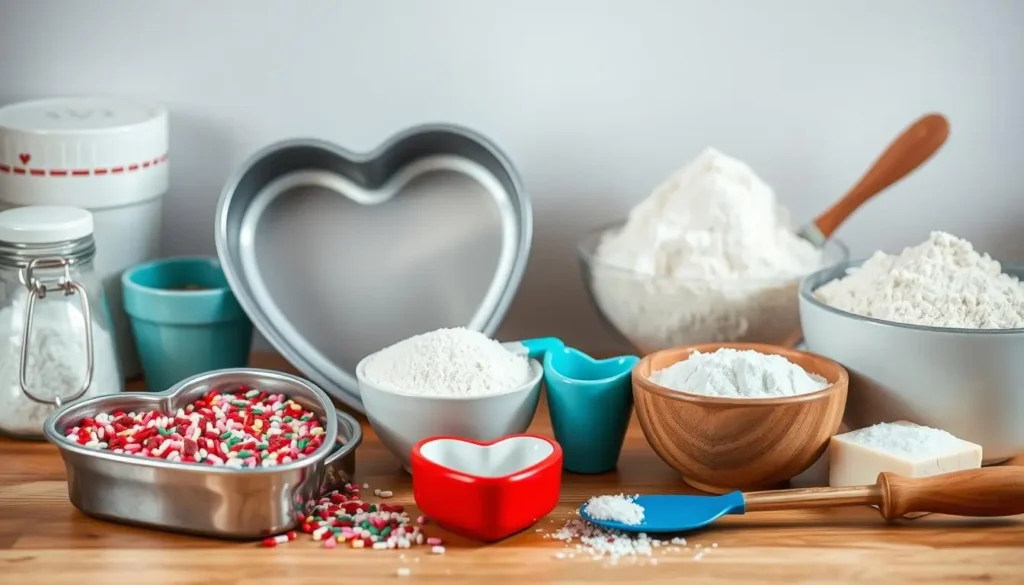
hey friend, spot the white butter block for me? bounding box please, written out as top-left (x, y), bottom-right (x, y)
top-left (829, 420), bottom-right (982, 487)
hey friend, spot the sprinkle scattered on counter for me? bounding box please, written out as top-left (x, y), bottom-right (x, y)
top-left (64, 386), bottom-right (326, 468)
top-left (261, 531), bottom-right (298, 547)
top-left (584, 493), bottom-right (645, 525)
top-left (262, 482), bottom-right (441, 551)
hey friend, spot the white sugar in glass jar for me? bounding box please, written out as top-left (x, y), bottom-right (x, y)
top-left (0, 205), bottom-right (124, 439)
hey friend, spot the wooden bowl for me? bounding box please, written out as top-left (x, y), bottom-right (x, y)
top-left (633, 342), bottom-right (848, 494)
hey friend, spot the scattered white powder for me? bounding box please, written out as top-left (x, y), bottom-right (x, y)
top-left (590, 148), bottom-right (826, 352)
top-left (361, 327), bottom-right (531, 397)
top-left (649, 348), bottom-right (828, 398)
top-left (546, 513), bottom-right (696, 564)
top-left (840, 421), bottom-right (969, 459)
top-left (816, 231), bottom-right (1024, 329)
top-left (584, 494), bottom-right (645, 525)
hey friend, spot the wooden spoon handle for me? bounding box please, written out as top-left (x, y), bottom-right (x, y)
top-left (813, 113), bottom-right (950, 239)
top-left (878, 467), bottom-right (1024, 520)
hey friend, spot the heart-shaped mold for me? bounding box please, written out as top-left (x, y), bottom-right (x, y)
top-left (216, 124), bottom-right (532, 411)
top-left (417, 435), bottom-right (556, 477)
top-left (48, 368), bottom-right (339, 467)
top-left (411, 434), bottom-right (561, 542)
top-left (43, 368), bottom-right (363, 539)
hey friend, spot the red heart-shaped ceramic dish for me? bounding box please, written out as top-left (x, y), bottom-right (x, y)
top-left (411, 434), bottom-right (562, 542)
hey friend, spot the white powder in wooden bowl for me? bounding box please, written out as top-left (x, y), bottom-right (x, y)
top-left (649, 347), bottom-right (828, 398)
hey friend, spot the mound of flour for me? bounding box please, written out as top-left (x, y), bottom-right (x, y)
top-left (584, 494), bottom-right (645, 525)
top-left (590, 148), bottom-right (825, 350)
top-left (650, 348), bottom-right (829, 398)
top-left (362, 327), bottom-right (531, 396)
top-left (839, 421), bottom-right (969, 458)
top-left (815, 231), bottom-right (1024, 329)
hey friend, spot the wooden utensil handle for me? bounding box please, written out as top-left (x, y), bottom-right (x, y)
top-left (878, 467), bottom-right (1024, 520)
top-left (814, 113), bottom-right (949, 239)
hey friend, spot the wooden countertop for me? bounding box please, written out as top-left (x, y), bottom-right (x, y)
top-left (2, 353), bottom-right (1022, 584)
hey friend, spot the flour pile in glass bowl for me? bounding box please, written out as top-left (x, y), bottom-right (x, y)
top-left (582, 147), bottom-right (843, 352)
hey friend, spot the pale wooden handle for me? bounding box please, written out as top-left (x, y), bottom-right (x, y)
top-left (814, 113), bottom-right (949, 238)
top-left (878, 467), bottom-right (1024, 520)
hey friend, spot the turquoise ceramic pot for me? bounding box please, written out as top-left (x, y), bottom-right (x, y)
top-left (122, 257), bottom-right (253, 392)
top-left (543, 347), bottom-right (639, 474)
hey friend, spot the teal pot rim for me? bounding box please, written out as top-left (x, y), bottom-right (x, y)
top-left (122, 256), bottom-right (249, 325)
top-left (543, 346), bottom-right (640, 388)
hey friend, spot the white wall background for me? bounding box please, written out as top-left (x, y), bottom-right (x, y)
top-left (1, 0), bottom-right (1022, 353)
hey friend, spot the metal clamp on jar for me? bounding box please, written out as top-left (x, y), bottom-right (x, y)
top-left (0, 206), bottom-right (123, 439)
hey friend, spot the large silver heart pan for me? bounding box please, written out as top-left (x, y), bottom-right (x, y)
top-left (215, 124), bottom-right (532, 411)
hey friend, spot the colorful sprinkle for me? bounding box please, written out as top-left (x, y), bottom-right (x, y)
top-left (64, 386), bottom-right (327, 469)
top-left (260, 483), bottom-right (435, 553)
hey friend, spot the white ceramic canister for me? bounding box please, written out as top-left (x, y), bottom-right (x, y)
top-left (0, 97), bottom-right (169, 379)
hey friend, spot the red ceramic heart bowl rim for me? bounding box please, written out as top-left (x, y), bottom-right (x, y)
top-left (410, 434), bottom-right (562, 483)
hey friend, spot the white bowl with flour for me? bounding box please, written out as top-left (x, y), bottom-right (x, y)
top-left (355, 328), bottom-right (544, 471)
top-left (800, 231), bottom-right (1024, 463)
top-left (580, 148), bottom-right (848, 353)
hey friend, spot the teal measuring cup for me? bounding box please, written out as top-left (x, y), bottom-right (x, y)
top-left (542, 346), bottom-right (639, 474)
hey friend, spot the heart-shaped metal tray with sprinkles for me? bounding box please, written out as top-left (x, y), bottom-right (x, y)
top-left (43, 368), bottom-right (362, 539)
top-left (215, 124), bottom-right (532, 411)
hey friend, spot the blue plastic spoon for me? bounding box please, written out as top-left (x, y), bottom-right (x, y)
top-left (580, 467), bottom-right (1024, 533)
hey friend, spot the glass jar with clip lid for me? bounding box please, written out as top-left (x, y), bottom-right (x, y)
top-left (0, 205), bottom-right (123, 439)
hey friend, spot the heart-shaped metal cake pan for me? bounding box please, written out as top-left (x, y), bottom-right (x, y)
top-left (215, 124), bottom-right (532, 411)
top-left (44, 368), bottom-right (363, 539)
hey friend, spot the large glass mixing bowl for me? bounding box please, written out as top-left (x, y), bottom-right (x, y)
top-left (577, 222), bottom-right (849, 354)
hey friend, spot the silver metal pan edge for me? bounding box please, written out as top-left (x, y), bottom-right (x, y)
top-left (215, 123), bottom-right (532, 411)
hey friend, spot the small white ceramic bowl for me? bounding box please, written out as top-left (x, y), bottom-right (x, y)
top-left (355, 356), bottom-right (544, 472)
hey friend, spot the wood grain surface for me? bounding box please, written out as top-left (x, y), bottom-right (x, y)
top-left (1, 352), bottom-right (1022, 585)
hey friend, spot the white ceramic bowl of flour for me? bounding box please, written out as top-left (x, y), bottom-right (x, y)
top-left (800, 232), bottom-right (1024, 464)
top-left (355, 328), bottom-right (544, 472)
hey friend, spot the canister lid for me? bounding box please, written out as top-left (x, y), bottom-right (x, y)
top-left (0, 205), bottom-right (94, 244)
top-left (0, 97), bottom-right (169, 209)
